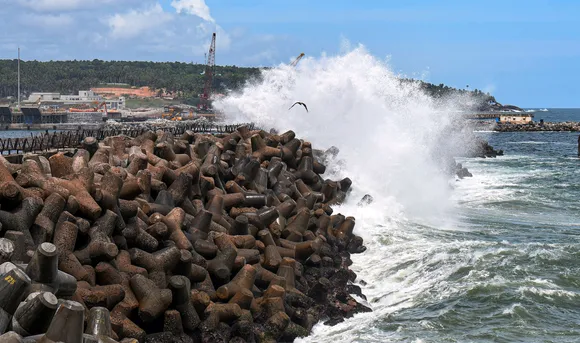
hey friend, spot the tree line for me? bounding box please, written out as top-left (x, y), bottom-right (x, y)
top-left (0, 59), bottom-right (262, 101)
top-left (0, 59), bottom-right (497, 109)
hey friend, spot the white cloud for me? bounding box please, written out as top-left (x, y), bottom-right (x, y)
top-left (244, 49), bottom-right (278, 65)
top-left (178, 21), bottom-right (230, 57)
top-left (21, 13), bottom-right (74, 28)
top-left (171, 0), bottom-right (214, 22)
top-left (17, 0), bottom-right (115, 11)
top-left (256, 34), bottom-right (276, 43)
top-left (2, 0), bottom-right (283, 66)
top-left (107, 3), bottom-right (171, 39)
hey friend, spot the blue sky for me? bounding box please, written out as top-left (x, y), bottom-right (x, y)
top-left (0, 0), bottom-right (578, 107)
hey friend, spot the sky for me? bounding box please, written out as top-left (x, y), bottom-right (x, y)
top-left (0, 0), bottom-right (579, 107)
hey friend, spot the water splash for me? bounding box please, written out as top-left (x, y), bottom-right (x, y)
top-left (216, 62), bottom-right (580, 342)
top-left (213, 44), bottom-right (492, 342)
top-left (215, 44), bottom-right (470, 221)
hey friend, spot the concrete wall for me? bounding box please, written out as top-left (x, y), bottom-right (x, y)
top-left (67, 112), bottom-right (103, 124)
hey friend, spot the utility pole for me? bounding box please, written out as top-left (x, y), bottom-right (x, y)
top-left (17, 47), bottom-right (21, 110)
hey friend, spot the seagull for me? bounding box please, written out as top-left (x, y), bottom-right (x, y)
top-left (288, 101), bottom-right (308, 112)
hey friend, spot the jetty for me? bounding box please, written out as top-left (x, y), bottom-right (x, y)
top-left (464, 112), bottom-right (534, 124)
top-left (495, 121), bottom-right (580, 132)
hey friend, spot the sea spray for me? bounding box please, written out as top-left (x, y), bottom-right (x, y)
top-left (215, 44), bottom-right (474, 220)
top-left (217, 60), bottom-right (580, 342)
top-left (213, 45), bottom-right (486, 341)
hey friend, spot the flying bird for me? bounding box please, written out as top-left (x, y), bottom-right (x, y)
top-left (288, 101), bottom-right (308, 112)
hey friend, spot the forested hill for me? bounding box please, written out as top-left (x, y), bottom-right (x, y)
top-left (0, 59), bottom-right (261, 100)
top-left (0, 59), bottom-right (497, 109)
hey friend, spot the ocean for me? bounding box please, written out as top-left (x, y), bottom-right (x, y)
top-left (214, 47), bottom-right (580, 343)
top-left (292, 124), bottom-right (580, 343)
top-left (527, 108), bottom-right (580, 123)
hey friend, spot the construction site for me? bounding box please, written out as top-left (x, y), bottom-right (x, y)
top-left (1, 32), bottom-right (308, 131)
top-left (1, 33), bottom-right (225, 129)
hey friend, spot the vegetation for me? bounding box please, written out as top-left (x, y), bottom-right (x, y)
top-left (0, 59), bottom-right (498, 110)
top-left (400, 78), bottom-right (499, 111)
top-left (0, 59), bottom-right (261, 101)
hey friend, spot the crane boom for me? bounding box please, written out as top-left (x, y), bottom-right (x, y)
top-left (199, 33), bottom-right (216, 112)
top-left (290, 53), bottom-right (305, 67)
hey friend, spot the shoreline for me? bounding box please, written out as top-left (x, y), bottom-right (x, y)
top-left (0, 124), bottom-right (370, 342)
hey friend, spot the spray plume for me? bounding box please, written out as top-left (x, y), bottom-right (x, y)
top-left (215, 44), bottom-right (474, 221)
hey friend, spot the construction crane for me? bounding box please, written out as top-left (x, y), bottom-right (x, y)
top-left (290, 53), bottom-right (305, 67)
top-left (198, 33), bottom-right (216, 113)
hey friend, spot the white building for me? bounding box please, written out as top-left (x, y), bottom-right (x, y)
top-left (105, 97), bottom-right (125, 110)
top-left (27, 91), bottom-right (125, 110)
top-left (499, 114), bottom-right (534, 124)
top-left (28, 93), bottom-right (61, 102)
top-left (60, 90), bottom-right (101, 102)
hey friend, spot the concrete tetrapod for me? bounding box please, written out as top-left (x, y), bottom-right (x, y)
top-left (37, 300), bottom-right (85, 343)
top-left (0, 124), bottom-right (371, 342)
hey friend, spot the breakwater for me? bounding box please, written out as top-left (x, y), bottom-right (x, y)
top-left (0, 124), bottom-right (369, 342)
top-left (494, 121), bottom-right (580, 132)
top-left (0, 121), bottom-right (256, 156)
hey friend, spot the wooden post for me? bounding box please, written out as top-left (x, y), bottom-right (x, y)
top-left (578, 135), bottom-right (580, 157)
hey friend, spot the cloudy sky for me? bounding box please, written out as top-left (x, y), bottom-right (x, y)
top-left (1, 0), bottom-right (579, 107)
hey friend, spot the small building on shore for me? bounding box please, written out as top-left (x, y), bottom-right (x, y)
top-left (26, 91), bottom-right (125, 110)
top-left (499, 113), bottom-right (533, 124)
top-left (463, 112), bottom-right (534, 125)
top-left (60, 90), bottom-right (102, 102)
top-left (28, 93), bottom-right (61, 102)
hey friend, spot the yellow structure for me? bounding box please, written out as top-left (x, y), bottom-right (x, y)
top-left (499, 114), bottom-right (533, 124)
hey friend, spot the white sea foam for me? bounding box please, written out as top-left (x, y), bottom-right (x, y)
top-left (502, 303), bottom-right (525, 315)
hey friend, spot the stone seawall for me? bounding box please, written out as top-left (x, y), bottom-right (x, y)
top-left (495, 122), bottom-right (580, 132)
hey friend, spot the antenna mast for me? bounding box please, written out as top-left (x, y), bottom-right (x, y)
top-left (17, 47), bottom-right (20, 110)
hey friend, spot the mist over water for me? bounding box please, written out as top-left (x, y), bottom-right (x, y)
top-left (216, 46), bottom-right (580, 342)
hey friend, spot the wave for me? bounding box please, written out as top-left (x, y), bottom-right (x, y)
top-left (213, 44), bottom-right (483, 341)
top-left (213, 43), bottom-right (577, 342)
top-left (215, 44), bottom-right (475, 220)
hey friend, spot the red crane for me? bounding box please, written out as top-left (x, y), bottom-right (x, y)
top-left (198, 32), bottom-right (216, 112)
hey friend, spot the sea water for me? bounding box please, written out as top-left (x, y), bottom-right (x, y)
top-left (215, 45), bottom-right (580, 342)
